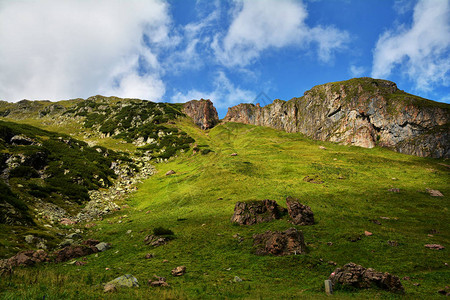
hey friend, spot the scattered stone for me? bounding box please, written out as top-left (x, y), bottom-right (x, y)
top-left (388, 188), bottom-right (400, 193)
top-left (165, 170), bottom-right (176, 176)
top-left (126, 230), bottom-right (132, 234)
top-left (105, 274), bottom-right (139, 290)
top-left (286, 196), bottom-right (314, 225)
top-left (387, 240), bottom-right (399, 247)
top-left (328, 261), bottom-right (337, 266)
top-left (95, 242), bottom-right (111, 252)
top-left (230, 153), bottom-right (238, 156)
top-left (402, 276), bottom-right (410, 281)
top-left (59, 239), bottom-right (74, 248)
top-left (329, 262), bottom-right (404, 293)
top-left (149, 275), bottom-right (169, 287)
top-left (145, 253), bottom-right (154, 259)
top-left (253, 227), bottom-right (307, 256)
top-left (370, 219), bottom-right (381, 225)
top-left (412, 283), bottom-right (420, 286)
top-left (67, 233), bottom-right (82, 239)
top-left (144, 235), bottom-right (172, 247)
top-left (303, 175), bottom-right (324, 184)
top-left (234, 276), bottom-right (243, 282)
top-left (327, 242), bottom-right (333, 246)
top-left (380, 216), bottom-right (390, 220)
top-left (60, 218), bottom-right (76, 226)
top-left (24, 235), bottom-right (35, 244)
top-left (364, 231), bottom-right (373, 236)
top-left (85, 223), bottom-right (97, 228)
top-left (162, 259), bottom-right (169, 263)
top-left (319, 146), bottom-right (326, 150)
top-left (391, 178), bottom-right (398, 181)
top-left (425, 244), bottom-right (445, 250)
top-left (171, 266), bottom-right (186, 276)
top-left (75, 261), bottom-right (87, 266)
top-left (426, 189), bottom-right (444, 197)
top-left (231, 200), bottom-right (286, 225)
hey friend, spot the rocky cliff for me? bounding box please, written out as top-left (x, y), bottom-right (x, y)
top-left (183, 99), bottom-right (219, 129)
top-left (223, 78), bottom-right (450, 158)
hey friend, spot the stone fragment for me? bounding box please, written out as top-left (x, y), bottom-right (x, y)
top-left (95, 242), bottom-right (111, 252)
top-left (364, 231), bottom-right (373, 236)
top-left (329, 262), bottom-right (404, 293)
top-left (144, 235), bottom-right (172, 247)
top-left (149, 275), bottom-right (169, 287)
top-left (303, 175), bottom-right (324, 184)
top-left (426, 189), bottom-right (444, 197)
top-left (253, 227), bottom-right (306, 256)
top-left (171, 266), bottom-right (186, 276)
top-left (286, 197), bottom-right (314, 225)
top-left (425, 244), bottom-right (445, 250)
top-left (165, 170), bottom-right (176, 176)
top-left (230, 153), bottom-right (238, 156)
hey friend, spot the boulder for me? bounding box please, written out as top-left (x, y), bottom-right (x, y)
top-left (171, 266), bottom-right (186, 276)
top-left (105, 274), bottom-right (139, 290)
top-left (285, 197), bottom-right (314, 225)
top-left (231, 200), bottom-right (286, 225)
top-left (95, 242), bottom-right (111, 252)
top-left (329, 262), bottom-right (404, 293)
top-left (53, 245), bottom-right (98, 263)
top-left (4, 250), bottom-right (50, 267)
top-left (253, 227), bottom-right (307, 256)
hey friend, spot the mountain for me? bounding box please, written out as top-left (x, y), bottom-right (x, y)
top-left (223, 78), bottom-right (450, 158)
top-left (0, 78), bottom-right (448, 298)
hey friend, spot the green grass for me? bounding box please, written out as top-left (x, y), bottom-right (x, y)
top-left (0, 121), bottom-right (449, 299)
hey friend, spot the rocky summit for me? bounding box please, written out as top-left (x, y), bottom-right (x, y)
top-left (223, 78), bottom-right (450, 158)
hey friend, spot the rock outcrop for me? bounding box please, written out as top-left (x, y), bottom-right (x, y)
top-left (286, 197), bottom-right (314, 225)
top-left (329, 262), bottom-right (404, 293)
top-left (223, 78), bottom-right (450, 158)
top-left (253, 228), bottom-right (307, 256)
top-left (183, 99), bottom-right (219, 129)
top-left (231, 200), bottom-right (286, 225)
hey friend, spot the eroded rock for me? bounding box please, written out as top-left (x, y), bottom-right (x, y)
top-left (329, 262), bottom-right (404, 293)
top-left (285, 197), bottom-right (314, 225)
top-left (231, 200), bottom-right (286, 225)
top-left (171, 266), bottom-right (186, 276)
top-left (253, 227), bottom-right (306, 256)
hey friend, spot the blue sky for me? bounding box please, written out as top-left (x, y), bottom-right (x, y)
top-left (0, 0), bottom-right (448, 118)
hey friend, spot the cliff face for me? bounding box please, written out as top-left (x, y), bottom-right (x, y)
top-left (183, 99), bottom-right (219, 129)
top-left (223, 78), bottom-right (450, 158)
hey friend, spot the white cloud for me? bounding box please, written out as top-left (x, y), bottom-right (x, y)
top-left (212, 0), bottom-right (349, 67)
top-left (372, 0), bottom-right (450, 91)
top-left (171, 71), bottom-right (255, 108)
top-left (349, 65), bottom-right (366, 77)
top-left (0, 0), bottom-right (170, 101)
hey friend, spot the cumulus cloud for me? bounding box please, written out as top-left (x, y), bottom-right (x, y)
top-left (0, 0), bottom-right (170, 101)
top-left (171, 71), bottom-right (255, 108)
top-left (372, 0), bottom-right (450, 91)
top-left (212, 0), bottom-right (349, 67)
top-left (349, 65), bottom-right (366, 77)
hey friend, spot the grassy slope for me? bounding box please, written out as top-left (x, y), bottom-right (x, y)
top-left (0, 119), bottom-right (449, 299)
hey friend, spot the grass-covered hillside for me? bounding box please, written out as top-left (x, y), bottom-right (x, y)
top-left (1, 120), bottom-right (448, 299)
top-left (0, 120), bottom-right (132, 245)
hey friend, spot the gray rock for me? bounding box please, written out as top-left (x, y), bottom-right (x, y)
top-left (25, 235), bottom-right (35, 244)
top-left (95, 242), bottom-right (111, 252)
top-left (105, 274), bottom-right (139, 289)
top-left (59, 239), bottom-right (74, 248)
top-left (67, 233), bottom-right (82, 239)
top-left (234, 276), bottom-right (243, 282)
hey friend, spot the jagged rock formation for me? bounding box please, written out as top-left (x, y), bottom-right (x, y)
top-left (231, 200), bottom-right (286, 225)
top-left (253, 228), bottom-right (307, 256)
top-left (330, 262), bottom-right (404, 293)
top-left (223, 78), bottom-right (450, 158)
top-left (183, 99), bottom-right (219, 129)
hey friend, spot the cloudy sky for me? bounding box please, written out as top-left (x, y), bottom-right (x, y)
top-left (0, 0), bottom-right (449, 117)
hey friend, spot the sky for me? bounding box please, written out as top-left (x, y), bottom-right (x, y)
top-left (0, 0), bottom-right (449, 118)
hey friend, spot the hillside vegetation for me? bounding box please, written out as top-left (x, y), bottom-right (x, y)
top-left (0, 120), bottom-right (448, 299)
